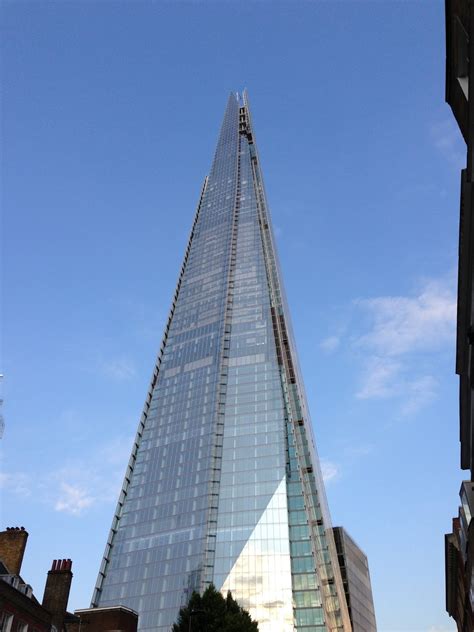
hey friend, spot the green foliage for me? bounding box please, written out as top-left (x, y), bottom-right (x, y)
top-left (171, 584), bottom-right (259, 632)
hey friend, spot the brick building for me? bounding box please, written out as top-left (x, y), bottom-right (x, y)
top-left (0, 526), bottom-right (57, 631)
top-left (68, 606), bottom-right (139, 632)
top-left (0, 526), bottom-right (138, 631)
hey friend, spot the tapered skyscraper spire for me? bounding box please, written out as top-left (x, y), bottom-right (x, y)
top-left (92, 92), bottom-right (352, 632)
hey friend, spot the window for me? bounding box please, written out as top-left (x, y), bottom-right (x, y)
top-left (0, 613), bottom-right (14, 632)
top-left (455, 16), bottom-right (469, 99)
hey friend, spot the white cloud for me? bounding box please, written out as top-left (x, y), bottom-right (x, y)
top-left (98, 435), bottom-right (135, 466)
top-left (356, 362), bottom-right (438, 414)
top-left (353, 276), bottom-right (456, 415)
top-left (46, 463), bottom-right (117, 516)
top-left (320, 335), bottom-right (340, 353)
top-left (47, 437), bottom-right (132, 516)
top-left (54, 483), bottom-right (94, 516)
top-left (356, 356), bottom-right (402, 400)
top-left (344, 443), bottom-right (374, 459)
top-left (100, 357), bottom-right (136, 381)
top-left (2, 434), bottom-right (134, 517)
top-left (355, 279), bottom-right (456, 357)
top-left (0, 472), bottom-right (32, 497)
top-left (430, 117), bottom-right (465, 169)
top-left (401, 375), bottom-right (438, 416)
top-left (321, 459), bottom-right (339, 484)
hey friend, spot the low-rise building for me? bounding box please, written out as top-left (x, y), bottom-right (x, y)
top-left (0, 526), bottom-right (60, 632)
top-left (0, 526), bottom-right (138, 632)
top-left (331, 526), bottom-right (377, 632)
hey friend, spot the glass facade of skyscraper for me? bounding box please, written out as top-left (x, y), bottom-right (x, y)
top-left (92, 92), bottom-right (353, 632)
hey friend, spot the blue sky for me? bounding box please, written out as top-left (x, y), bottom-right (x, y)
top-left (1, 2), bottom-right (463, 630)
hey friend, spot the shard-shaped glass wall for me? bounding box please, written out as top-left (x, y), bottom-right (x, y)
top-left (92, 92), bottom-right (352, 632)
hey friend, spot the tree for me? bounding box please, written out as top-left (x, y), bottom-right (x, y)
top-left (171, 584), bottom-right (259, 632)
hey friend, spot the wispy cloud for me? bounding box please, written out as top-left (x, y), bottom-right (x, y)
top-left (100, 357), bottom-right (136, 381)
top-left (356, 356), bottom-right (402, 400)
top-left (430, 116), bottom-right (465, 169)
top-left (321, 459), bottom-right (340, 484)
top-left (108, 295), bottom-right (166, 343)
top-left (2, 435), bottom-right (134, 516)
top-left (273, 224), bottom-right (283, 239)
top-left (0, 472), bottom-right (32, 498)
top-left (401, 375), bottom-right (438, 416)
top-left (353, 275), bottom-right (456, 415)
top-left (320, 335), bottom-right (340, 353)
top-left (354, 278), bottom-right (455, 357)
top-left (55, 483), bottom-right (94, 515)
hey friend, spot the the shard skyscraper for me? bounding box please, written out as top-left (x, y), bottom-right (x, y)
top-left (92, 92), bottom-right (353, 632)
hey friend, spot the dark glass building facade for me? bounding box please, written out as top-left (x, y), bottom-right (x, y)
top-left (331, 528), bottom-right (376, 632)
top-left (92, 92), bottom-right (354, 632)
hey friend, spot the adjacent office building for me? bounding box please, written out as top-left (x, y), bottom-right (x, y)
top-left (92, 92), bottom-right (375, 631)
top-left (444, 1), bottom-right (474, 629)
top-left (331, 528), bottom-right (376, 632)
